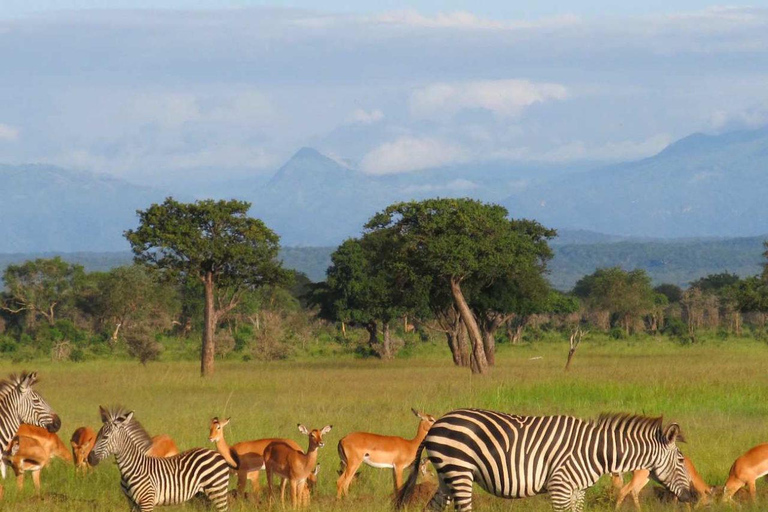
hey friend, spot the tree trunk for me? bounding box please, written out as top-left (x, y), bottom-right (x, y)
top-left (380, 321), bottom-right (394, 360)
top-left (201, 271), bottom-right (217, 377)
top-left (340, 321), bottom-right (347, 338)
top-left (565, 349), bottom-right (576, 371)
top-left (450, 278), bottom-right (487, 374)
top-left (445, 320), bottom-right (470, 367)
top-left (366, 321), bottom-right (379, 352)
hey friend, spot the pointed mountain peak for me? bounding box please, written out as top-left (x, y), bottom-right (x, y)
top-left (268, 147), bottom-right (356, 187)
top-left (292, 147), bottom-right (327, 160)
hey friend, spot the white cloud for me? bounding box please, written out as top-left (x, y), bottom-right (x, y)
top-left (345, 108), bottom-right (384, 125)
top-left (129, 93), bottom-right (201, 128)
top-left (410, 79), bottom-right (568, 119)
top-left (0, 123), bottom-right (19, 141)
top-left (372, 10), bottom-right (580, 31)
top-left (536, 134), bottom-right (673, 162)
top-left (708, 105), bottom-right (768, 131)
top-left (402, 179), bottom-right (479, 194)
top-left (360, 136), bottom-right (467, 174)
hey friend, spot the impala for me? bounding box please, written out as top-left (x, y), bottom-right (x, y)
top-left (3, 428), bottom-right (71, 492)
top-left (264, 424), bottom-right (332, 508)
top-left (336, 408), bottom-right (436, 498)
top-left (71, 426), bottom-right (97, 473)
top-left (72, 426), bottom-right (178, 473)
top-left (148, 434), bottom-right (180, 458)
top-left (614, 455), bottom-right (714, 510)
top-left (208, 416), bottom-right (302, 496)
top-left (723, 443), bottom-right (768, 502)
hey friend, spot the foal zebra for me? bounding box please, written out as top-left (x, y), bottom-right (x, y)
top-left (88, 406), bottom-right (234, 511)
top-left (0, 372), bottom-right (60, 487)
top-left (396, 409), bottom-right (694, 512)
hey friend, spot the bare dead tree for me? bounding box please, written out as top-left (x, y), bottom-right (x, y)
top-left (565, 327), bottom-right (587, 371)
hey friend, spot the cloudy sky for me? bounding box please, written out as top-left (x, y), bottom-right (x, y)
top-left (1, 1), bottom-right (768, 181)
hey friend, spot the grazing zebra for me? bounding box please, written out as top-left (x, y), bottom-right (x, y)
top-left (87, 406), bottom-right (233, 511)
top-left (0, 372), bottom-right (61, 485)
top-left (396, 409), bottom-right (694, 512)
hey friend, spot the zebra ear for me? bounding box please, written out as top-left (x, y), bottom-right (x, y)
top-left (120, 411), bottom-right (135, 424)
top-left (663, 423), bottom-right (683, 444)
top-left (99, 406), bottom-right (109, 423)
top-left (18, 372), bottom-right (37, 393)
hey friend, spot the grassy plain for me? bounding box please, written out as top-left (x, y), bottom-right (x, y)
top-left (1, 336), bottom-right (767, 511)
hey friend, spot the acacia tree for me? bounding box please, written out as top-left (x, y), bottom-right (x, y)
top-left (125, 198), bottom-right (287, 376)
top-left (573, 267), bottom-right (655, 336)
top-left (365, 199), bottom-right (555, 374)
top-left (1, 257), bottom-right (84, 327)
top-left (313, 233), bottom-right (419, 360)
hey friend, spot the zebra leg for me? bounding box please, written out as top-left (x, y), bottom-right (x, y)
top-left (440, 472), bottom-right (474, 512)
top-left (205, 481), bottom-right (230, 512)
top-left (135, 492), bottom-right (156, 512)
top-left (549, 483), bottom-right (583, 512)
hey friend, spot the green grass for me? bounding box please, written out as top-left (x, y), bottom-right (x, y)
top-left (1, 337), bottom-right (767, 511)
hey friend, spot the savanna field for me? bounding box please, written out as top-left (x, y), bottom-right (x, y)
top-left (2, 337), bottom-right (768, 512)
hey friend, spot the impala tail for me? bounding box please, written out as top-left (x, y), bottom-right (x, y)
top-left (394, 441), bottom-right (425, 510)
top-left (337, 440), bottom-right (347, 476)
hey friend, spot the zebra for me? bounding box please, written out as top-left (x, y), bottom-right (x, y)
top-left (87, 406), bottom-right (234, 511)
top-left (396, 409), bottom-right (694, 512)
top-left (0, 372), bottom-right (61, 484)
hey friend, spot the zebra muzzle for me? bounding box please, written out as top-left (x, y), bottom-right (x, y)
top-left (47, 415), bottom-right (62, 433)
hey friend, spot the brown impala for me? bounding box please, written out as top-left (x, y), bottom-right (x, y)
top-left (723, 443), bottom-right (768, 502)
top-left (614, 455), bottom-right (714, 510)
top-left (264, 424), bottom-right (332, 508)
top-left (4, 425), bottom-right (71, 492)
top-left (208, 416), bottom-right (302, 496)
top-left (336, 408), bottom-right (436, 498)
top-left (71, 426), bottom-right (97, 473)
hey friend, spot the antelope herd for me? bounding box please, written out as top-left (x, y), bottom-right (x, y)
top-left (2, 371), bottom-right (768, 511)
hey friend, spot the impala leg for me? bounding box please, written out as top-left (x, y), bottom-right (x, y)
top-left (336, 454), bottom-right (362, 498)
top-left (235, 469), bottom-right (248, 496)
top-left (290, 480), bottom-right (299, 509)
top-left (248, 469), bottom-right (261, 494)
top-left (266, 465), bottom-right (275, 506)
top-left (281, 478), bottom-right (288, 506)
top-left (393, 465), bottom-right (405, 495)
top-left (748, 480), bottom-right (757, 502)
top-left (297, 481), bottom-right (307, 508)
top-left (32, 470), bottom-right (41, 493)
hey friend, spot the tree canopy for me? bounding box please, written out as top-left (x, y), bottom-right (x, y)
top-left (125, 197), bottom-right (287, 376)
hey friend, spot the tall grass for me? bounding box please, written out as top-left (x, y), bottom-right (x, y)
top-left (1, 336), bottom-right (767, 511)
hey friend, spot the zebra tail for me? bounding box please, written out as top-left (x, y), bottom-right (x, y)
top-left (394, 441), bottom-right (425, 510)
top-left (337, 440), bottom-right (347, 476)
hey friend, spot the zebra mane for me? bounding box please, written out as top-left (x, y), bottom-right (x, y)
top-left (0, 372), bottom-right (36, 402)
top-left (103, 406), bottom-right (153, 451)
top-left (592, 413), bottom-right (664, 432)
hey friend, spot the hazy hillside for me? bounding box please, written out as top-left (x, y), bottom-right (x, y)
top-left (504, 126), bottom-right (768, 238)
top-left (0, 165), bottom-right (169, 253)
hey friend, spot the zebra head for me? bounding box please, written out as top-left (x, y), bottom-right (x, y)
top-left (88, 406), bottom-right (149, 466)
top-left (649, 423), bottom-right (695, 503)
top-left (12, 372), bottom-right (61, 433)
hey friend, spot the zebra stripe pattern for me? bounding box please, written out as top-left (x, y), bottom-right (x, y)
top-left (88, 406), bottom-right (232, 512)
top-left (0, 372), bottom-right (61, 480)
top-left (396, 409), bottom-right (693, 512)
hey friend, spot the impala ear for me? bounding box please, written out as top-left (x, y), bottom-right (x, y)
top-left (663, 423), bottom-right (683, 444)
top-left (222, 418), bottom-right (231, 427)
top-left (411, 408), bottom-right (421, 418)
top-left (321, 425), bottom-right (332, 435)
top-left (298, 424), bottom-right (309, 435)
top-left (99, 406), bottom-right (109, 423)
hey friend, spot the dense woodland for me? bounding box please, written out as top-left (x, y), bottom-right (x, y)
top-left (1, 197), bottom-right (768, 374)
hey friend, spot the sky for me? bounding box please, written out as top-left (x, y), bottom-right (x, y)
top-left (1, 2), bottom-right (768, 182)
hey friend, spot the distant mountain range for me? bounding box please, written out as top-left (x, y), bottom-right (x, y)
top-left (3, 234), bottom-right (764, 290)
top-left (1, 125), bottom-right (767, 252)
top-left (503, 126), bottom-right (768, 238)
